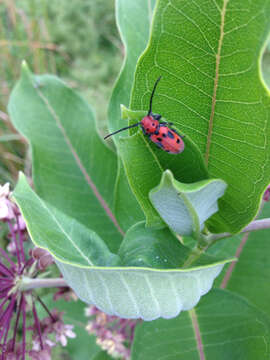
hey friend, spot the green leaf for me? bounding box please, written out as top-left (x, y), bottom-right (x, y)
top-left (113, 158), bottom-right (144, 231)
top-left (118, 221), bottom-right (233, 269)
top-left (108, 0), bottom-right (156, 136)
top-left (57, 258), bottom-right (230, 321)
top-left (219, 201), bottom-right (270, 318)
top-left (13, 173), bottom-right (120, 267)
top-left (108, 0), bottom-right (156, 230)
top-left (149, 170), bottom-right (226, 237)
top-left (119, 130), bottom-right (208, 227)
top-left (131, 289), bottom-right (270, 360)
top-left (14, 175), bottom-right (233, 321)
top-left (8, 63), bottom-right (123, 252)
top-left (130, 0), bottom-right (270, 234)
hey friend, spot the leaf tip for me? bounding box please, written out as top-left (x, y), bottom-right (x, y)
top-left (163, 169), bottom-right (173, 178)
top-left (160, 169), bottom-right (174, 186)
top-left (21, 60), bottom-right (32, 79)
top-left (13, 172), bottom-right (29, 199)
top-left (17, 171), bottom-right (26, 181)
top-left (120, 104), bottom-right (129, 120)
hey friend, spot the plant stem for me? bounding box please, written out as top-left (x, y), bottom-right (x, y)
top-left (208, 218), bottom-right (270, 242)
top-left (37, 295), bottom-right (56, 322)
top-left (20, 277), bottom-right (67, 291)
top-left (182, 245), bottom-right (207, 268)
top-left (182, 218), bottom-right (270, 268)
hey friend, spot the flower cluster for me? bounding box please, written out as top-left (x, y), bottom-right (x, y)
top-left (85, 306), bottom-right (139, 359)
top-left (29, 309), bottom-right (76, 359)
top-left (0, 183), bottom-right (76, 359)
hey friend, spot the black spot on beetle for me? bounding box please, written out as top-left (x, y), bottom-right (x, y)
top-left (157, 137), bottom-right (162, 142)
top-left (176, 138), bottom-right (180, 143)
top-left (162, 133), bottom-right (167, 138)
top-left (167, 131), bottom-right (174, 139)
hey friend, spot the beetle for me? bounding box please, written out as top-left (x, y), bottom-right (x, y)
top-left (104, 77), bottom-right (185, 154)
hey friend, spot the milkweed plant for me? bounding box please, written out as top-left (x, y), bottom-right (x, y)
top-left (1, 0), bottom-right (270, 359)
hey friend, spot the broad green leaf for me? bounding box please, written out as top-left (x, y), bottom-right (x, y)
top-left (108, 0), bottom-right (156, 136)
top-left (131, 289), bottom-right (270, 360)
top-left (57, 258), bottom-right (229, 321)
top-left (108, 0), bottom-right (156, 230)
top-left (8, 63), bottom-right (123, 252)
top-left (130, 0), bottom-right (270, 234)
top-left (219, 201), bottom-right (270, 318)
top-left (149, 170), bottom-right (226, 237)
top-left (13, 173), bottom-right (120, 267)
top-left (118, 221), bottom-right (233, 269)
top-left (113, 157), bottom-right (144, 231)
top-left (14, 173), bottom-right (232, 320)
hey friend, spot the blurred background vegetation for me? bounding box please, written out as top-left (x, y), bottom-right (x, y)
top-left (0, 0), bottom-right (123, 185)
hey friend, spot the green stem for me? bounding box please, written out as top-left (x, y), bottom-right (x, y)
top-left (182, 217), bottom-right (270, 268)
top-left (182, 245), bottom-right (207, 268)
top-left (207, 218), bottom-right (270, 243)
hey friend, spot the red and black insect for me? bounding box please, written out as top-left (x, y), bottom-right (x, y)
top-left (104, 77), bottom-right (185, 154)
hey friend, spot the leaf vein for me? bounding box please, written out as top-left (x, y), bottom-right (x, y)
top-left (33, 85), bottom-right (124, 236)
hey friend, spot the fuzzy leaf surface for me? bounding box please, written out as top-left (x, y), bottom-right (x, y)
top-left (57, 259), bottom-right (228, 321)
top-left (149, 170), bottom-right (226, 236)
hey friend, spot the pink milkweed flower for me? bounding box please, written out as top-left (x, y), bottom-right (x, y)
top-left (0, 183), bottom-right (17, 221)
top-left (85, 306), bottom-right (139, 359)
top-left (0, 183), bottom-right (75, 359)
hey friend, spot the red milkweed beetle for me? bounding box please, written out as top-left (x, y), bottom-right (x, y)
top-left (104, 77), bottom-right (185, 154)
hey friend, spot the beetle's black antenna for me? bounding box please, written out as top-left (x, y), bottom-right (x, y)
top-left (104, 122), bottom-right (141, 139)
top-left (148, 76), bottom-right (162, 116)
